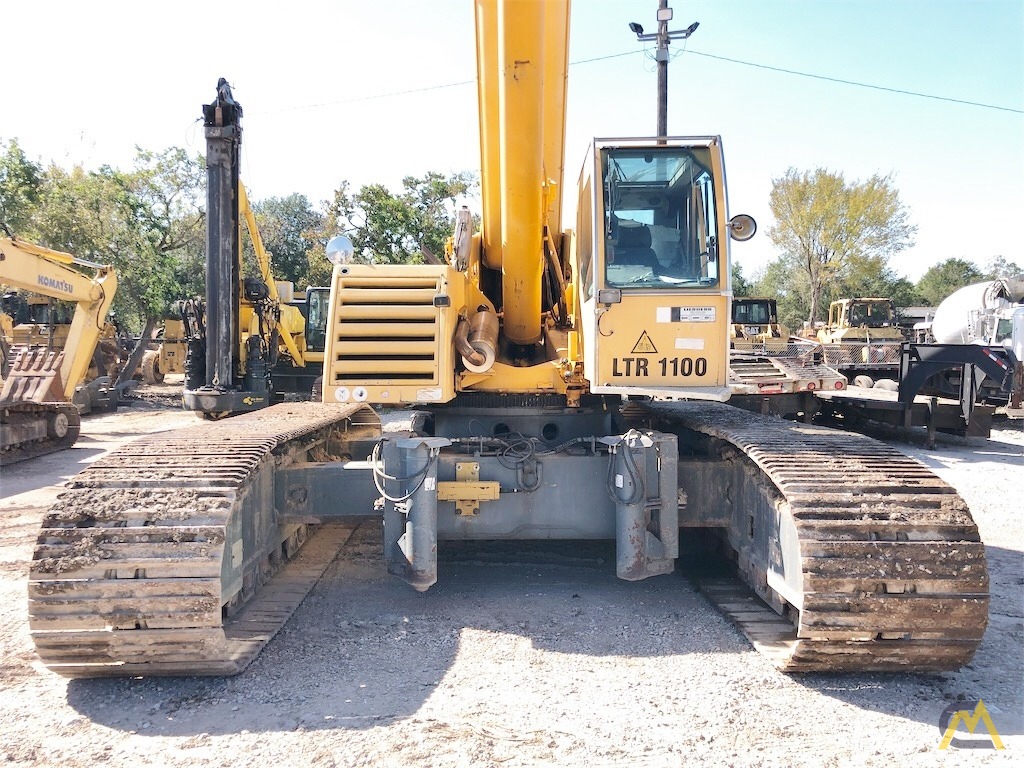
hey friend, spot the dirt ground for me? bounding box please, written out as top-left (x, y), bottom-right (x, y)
top-left (0, 392), bottom-right (1021, 767)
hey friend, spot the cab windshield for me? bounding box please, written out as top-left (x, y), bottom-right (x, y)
top-left (602, 146), bottom-right (719, 289)
top-left (995, 317), bottom-right (1013, 344)
top-left (848, 301), bottom-right (893, 327)
top-left (733, 300), bottom-right (772, 324)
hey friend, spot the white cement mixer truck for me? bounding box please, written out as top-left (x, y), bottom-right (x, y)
top-left (899, 278), bottom-right (1023, 419)
top-left (930, 278), bottom-right (1024, 356)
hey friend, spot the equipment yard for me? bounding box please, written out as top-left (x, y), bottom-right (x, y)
top-left (0, 394), bottom-right (1020, 767)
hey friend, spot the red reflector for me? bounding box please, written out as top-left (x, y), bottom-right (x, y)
top-left (807, 382), bottom-right (816, 390)
top-left (835, 381), bottom-right (844, 389)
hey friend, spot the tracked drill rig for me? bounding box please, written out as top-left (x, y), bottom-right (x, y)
top-left (28, 0), bottom-right (988, 676)
top-left (178, 78), bottom-right (315, 416)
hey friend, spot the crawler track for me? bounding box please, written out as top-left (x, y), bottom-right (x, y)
top-left (645, 401), bottom-right (989, 671)
top-left (28, 402), bottom-right (378, 677)
top-left (28, 397), bottom-right (987, 676)
top-left (1, 402), bottom-right (81, 466)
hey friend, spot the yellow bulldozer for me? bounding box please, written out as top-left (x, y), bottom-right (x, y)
top-left (815, 297), bottom-right (903, 383)
top-left (730, 296), bottom-right (789, 352)
top-left (27, 0), bottom-right (987, 677)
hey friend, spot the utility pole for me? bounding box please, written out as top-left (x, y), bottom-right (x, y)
top-left (629, 2), bottom-right (699, 143)
top-left (656, 0), bottom-right (670, 140)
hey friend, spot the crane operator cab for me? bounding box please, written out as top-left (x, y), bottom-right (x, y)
top-left (577, 137), bottom-right (756, 400)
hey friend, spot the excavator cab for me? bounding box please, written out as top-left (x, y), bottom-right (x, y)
top-left (303, 287), bottom-right (330, 353)
top-left (577, 138), bottom-right (753, 399)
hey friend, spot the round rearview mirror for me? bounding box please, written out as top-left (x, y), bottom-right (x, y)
top-left (326, 235), bottom-right (355, 265)
top-left (728, 214), bottom-right (757, 242)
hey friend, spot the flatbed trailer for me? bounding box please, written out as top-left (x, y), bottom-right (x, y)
top-left (812, 385), bottom-right (995, 446)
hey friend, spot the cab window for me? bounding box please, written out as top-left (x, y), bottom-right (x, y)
top-left (305, 288), bottom-right (329, 352)
top-left (602, 147), bottom-right (720, 289)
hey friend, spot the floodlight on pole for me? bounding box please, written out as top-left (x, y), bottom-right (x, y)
top-left (627, 2), bottom-right (699, 141)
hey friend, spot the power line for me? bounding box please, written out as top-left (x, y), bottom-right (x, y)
top-left (683, 48), bottom-right (1023, 115)
top-left (252, 80), bottom-right (475, 115)
top-left (252, 47), bottom-right (1022, 117)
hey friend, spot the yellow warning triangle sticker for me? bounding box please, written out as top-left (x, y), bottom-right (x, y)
top-left (631, 331), bottom-right (658, 354)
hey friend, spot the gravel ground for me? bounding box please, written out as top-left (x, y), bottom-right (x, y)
top-left (0, 399), bottom-right (1020, 767)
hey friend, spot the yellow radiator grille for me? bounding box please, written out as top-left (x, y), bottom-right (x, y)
top-left (329, 274), bottom-right (442, 384)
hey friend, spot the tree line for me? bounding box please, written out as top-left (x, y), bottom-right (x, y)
top-left (732, 168), bottom-right (1022, 332)
top-left (3, 139), bottom-right (1017, 340)
top-left (0, 138), bottom-right (473, 337)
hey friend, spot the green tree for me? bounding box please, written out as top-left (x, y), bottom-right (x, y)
top-left (326, 171), bottom-right (477, 266)
top-left (124, 148), bottom-right (206, 310)
top-left (983, 255), bottom-right (1024, 280)
top-left (253, 193), bottom-right (325, 288)
top-left (767, 168), bottom-right (916, 323)
top-left (0, 139), bottom-right (43, 235)
top-left (886, 277), bottom-right (922, 308)
top-left (836, 255), bottom-right (922, 307)
top-left (731, 262), bottom-right (752, 297)
top-left (33, 148), bottom-right (205, 332)
top-left (915, 258), bottom-right (984, 306)
top-left (753, 257), bottom-right (812, 333)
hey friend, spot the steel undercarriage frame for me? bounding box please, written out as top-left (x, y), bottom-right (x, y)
top-left (279, 402), bottom-right (683, 592)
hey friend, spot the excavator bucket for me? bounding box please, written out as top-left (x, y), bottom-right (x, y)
top-left (0, 348), bottom-right (68, 404)
top-left (1, 347), bottom-right (81, 465)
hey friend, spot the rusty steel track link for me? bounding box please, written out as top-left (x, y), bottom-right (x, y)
top-left (28, 402), bottom-right (378, 677)
top-left (645, 401), bottom-right (989, 672)
top-left (1, 402), bottom-right (82, 466)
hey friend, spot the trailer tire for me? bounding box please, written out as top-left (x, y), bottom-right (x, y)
top-left (853, 375), bottom-right (874, 389)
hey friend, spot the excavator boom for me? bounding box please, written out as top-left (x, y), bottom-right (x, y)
top-left (0, 236), bottom-right (117, 399)
top-left (0, 234), bottom-right (117, 463)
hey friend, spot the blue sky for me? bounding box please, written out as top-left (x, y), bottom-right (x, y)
top-left (4, 0), bottom-right (1021, 282)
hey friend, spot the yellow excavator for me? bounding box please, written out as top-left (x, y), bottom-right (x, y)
top-left (2, 292), bottom-right (126, 388)
top-left (0, 230), bottom-right (118, 464)
top-left (28, 0), bottom-right (987, 677)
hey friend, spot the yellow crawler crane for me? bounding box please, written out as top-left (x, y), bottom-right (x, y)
top-left (28, 0), bottom-right (987, 676)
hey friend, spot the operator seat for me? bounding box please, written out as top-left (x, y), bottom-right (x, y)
top-left (612, 224), bottom-right (659, 268)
